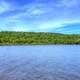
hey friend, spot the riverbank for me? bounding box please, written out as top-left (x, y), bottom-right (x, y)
top-left (0, 32), bottom-right (80, 45)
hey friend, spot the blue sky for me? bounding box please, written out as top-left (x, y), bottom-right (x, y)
top-left (0, 0), bottom-right (80, 34)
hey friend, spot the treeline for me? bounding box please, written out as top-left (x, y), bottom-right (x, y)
top-left (0, 32), bottom-right (80, 45)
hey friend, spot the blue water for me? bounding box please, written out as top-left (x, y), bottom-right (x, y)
top-left (0, 45), bottom-right (80, 80)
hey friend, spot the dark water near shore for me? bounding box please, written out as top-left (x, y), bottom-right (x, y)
top-left (0, 45), bottom-right (80, 80)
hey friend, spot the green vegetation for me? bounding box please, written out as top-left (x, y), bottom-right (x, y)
top-left (0, 32), bottom-right (80, 45)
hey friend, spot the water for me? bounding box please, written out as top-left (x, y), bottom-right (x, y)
top-left (0, 45), bottom-right (80, 80)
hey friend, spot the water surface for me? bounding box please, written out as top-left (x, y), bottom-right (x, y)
top-left (0, 45), bottom-right (80, 80)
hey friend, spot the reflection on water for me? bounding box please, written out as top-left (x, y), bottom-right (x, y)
top-left (0, 45), bottom-right (80, 80)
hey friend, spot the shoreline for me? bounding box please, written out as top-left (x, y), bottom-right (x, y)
top-left (0, 32), bottom-right (80, 45)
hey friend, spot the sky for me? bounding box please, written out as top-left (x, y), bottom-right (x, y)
top-left (0, 0), bottom-right (80, 34)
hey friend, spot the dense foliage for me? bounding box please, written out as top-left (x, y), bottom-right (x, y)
top-left (0, 32), bottom-right (80, 45)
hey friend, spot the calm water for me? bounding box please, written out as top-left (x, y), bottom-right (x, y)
top-left (0, 45), bottom-right (80, 80)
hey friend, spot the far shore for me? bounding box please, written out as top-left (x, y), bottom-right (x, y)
top-left (0, 32), bottom-right (80, 45)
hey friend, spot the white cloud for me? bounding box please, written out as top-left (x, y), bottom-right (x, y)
top-left (7, 9), bottom-right (46, 20)
top-left (6, 2), bottom-right (53, 20)
top-left (55, 0), bottom-right (80, 7)
top-left (0, 1), bottom-right (14, 14)
top-left (35, 19), bottom-right (80, 31)
top-left (62, 0), bottom-right (79, 7)
top-left (7, 0), bottom-right (78, 21)
top-left (38, 22), bottom-right (64, 30)
top-left (1, 18), bottom-right (80, 32)
top-left (31, 9), bottom-right (45, 15)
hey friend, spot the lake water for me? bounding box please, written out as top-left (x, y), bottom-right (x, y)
top-left (0, 45), bottom-right (80, 80)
